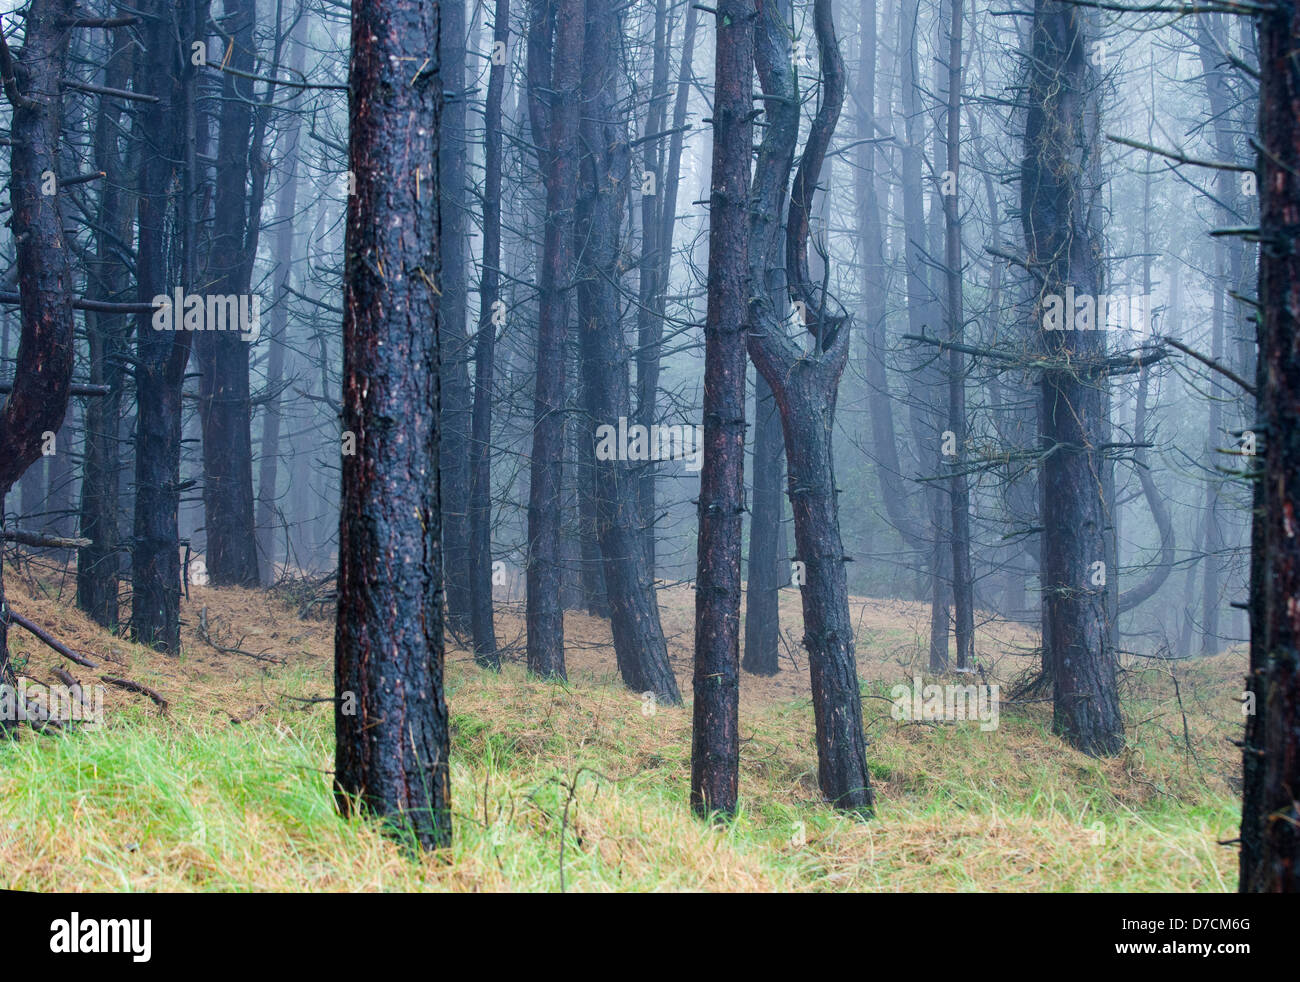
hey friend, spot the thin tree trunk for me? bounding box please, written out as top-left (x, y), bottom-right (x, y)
top-left (197, 0), bottom-right (259, 587)
top-left (524, 0), bottom-right (585, 679)
top-left (469, 0), bottom-right (510, 669)
top-left (691, 0), bottom-right (753, 818)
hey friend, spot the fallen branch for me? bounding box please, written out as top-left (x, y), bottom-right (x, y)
top-left (6, 609), bottom-right (98, 667)
top-left (100, 675), bottom-right (168, 712)
top-left (3, 528), bottom-right (92, 549)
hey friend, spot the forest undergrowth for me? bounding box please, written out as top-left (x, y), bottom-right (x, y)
top-left (0, 555), bottom-right (1243, 891)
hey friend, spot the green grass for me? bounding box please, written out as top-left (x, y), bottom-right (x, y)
top-left (0, 658), bottom-right (1241, 892)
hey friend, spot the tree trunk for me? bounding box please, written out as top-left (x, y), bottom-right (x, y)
top-left (255, 24), bottom-right (306, 585)
top-left (469, 0), bottom-right (510, 669)
top-left (197, 0), bottom-right (259, 587)
top-left (132, 0), bottom-right (207, 654)
top-left (76, 22), bottom-right (135, 629)
top-left (0, 0), bottom-right (79, 717)
top-left (1022, 0), bottom-right (1122, 756)
top-left (690, 0), bottom-right (753, 818)
top-left (439, 0), bottom-right (473, 637)
top-left (747, 0), bottom-right (873, 812)
top-left (335, 0), bottom-right (450, 850)
top-left (943, 0), bottom-right (973, 672)
top-left (574, 1), bottom-right (681, 705)
top-left (1240, 0), bottom-right (1300, 893)
top-left (743, 371), bottom-right (783, 675)
top-left (524, 0), bottom-right (585, 680)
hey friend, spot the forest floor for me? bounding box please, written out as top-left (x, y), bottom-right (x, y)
top-left (0, 554), bottom-right (1245, 891)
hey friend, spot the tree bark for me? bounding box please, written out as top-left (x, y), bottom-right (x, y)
top-left (0, 0), bottom-right (79, 716)
top-left (690, 0), bottom-right (753, 818)
top-left (1022, 0), bottom-right (1122, 756)
top-left (746, 0), bottom-right (873, 812)
top-left (76, 19), bottom-right (134, 627)
top-left (131, 0), bottom-right (207, 654)
top-left (335, 0), bottom-right (451, 850)
top-left (1241, 0), bottom-right (1300, 893)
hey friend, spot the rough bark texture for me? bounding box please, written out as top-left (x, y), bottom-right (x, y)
top-left (574, 2), bottom-right (681, 705)
top-left (690, 0), bottom-right (753, 818)
top-left (524, 0), bottom-right (584, 680)
top-left (335, 0), bottom-right (451, 850)
top-left (746, 0), bottom-right (873, 812)
top-left (1241, 0), bottom-right (1300, 893)
top-left (0, 0), bottom-right (79, 714)
top-left (132, 0), bottom-right (207, 654)
top-left (1021, 0), bottom-right (1121, 756)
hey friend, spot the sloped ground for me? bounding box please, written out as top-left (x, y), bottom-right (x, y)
top-left (0, 555), bottom-right (1245, 891)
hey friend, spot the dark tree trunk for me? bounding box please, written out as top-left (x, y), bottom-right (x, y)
top-left (1241, 0), bottom-right (1300, 894)
top-left (524, 0), bottom-right (584, 680)
top-left (574, 2), bottom-right (681, 705)
top-left (439, 0), bottom-right (473, 636)
top-left (1022, 0), bottom-right (1122, 756)
top-left (743, 371), bottom-right (783, 676)
top-left (469, 0), bottom-right (510, 669)
top-left (690, 0), bottom-right (753, 819)
top-left (335, 0), bottom-right (450, 851)
top-left (0, 0), bottom-right (79, 715)
top-left (197, 0), bottom-right (259, 587)
top-left (132, 0), bottom-right (207, 654)
top-left (747, 0), bottom-right (873, 812)
top-left (77, 21), bottom-right (134, 628)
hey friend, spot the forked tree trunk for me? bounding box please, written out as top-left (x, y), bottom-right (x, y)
top-left (747, 0), bottom-right (872, 812)
top-left (335, 0), bottom-right (450, 850)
